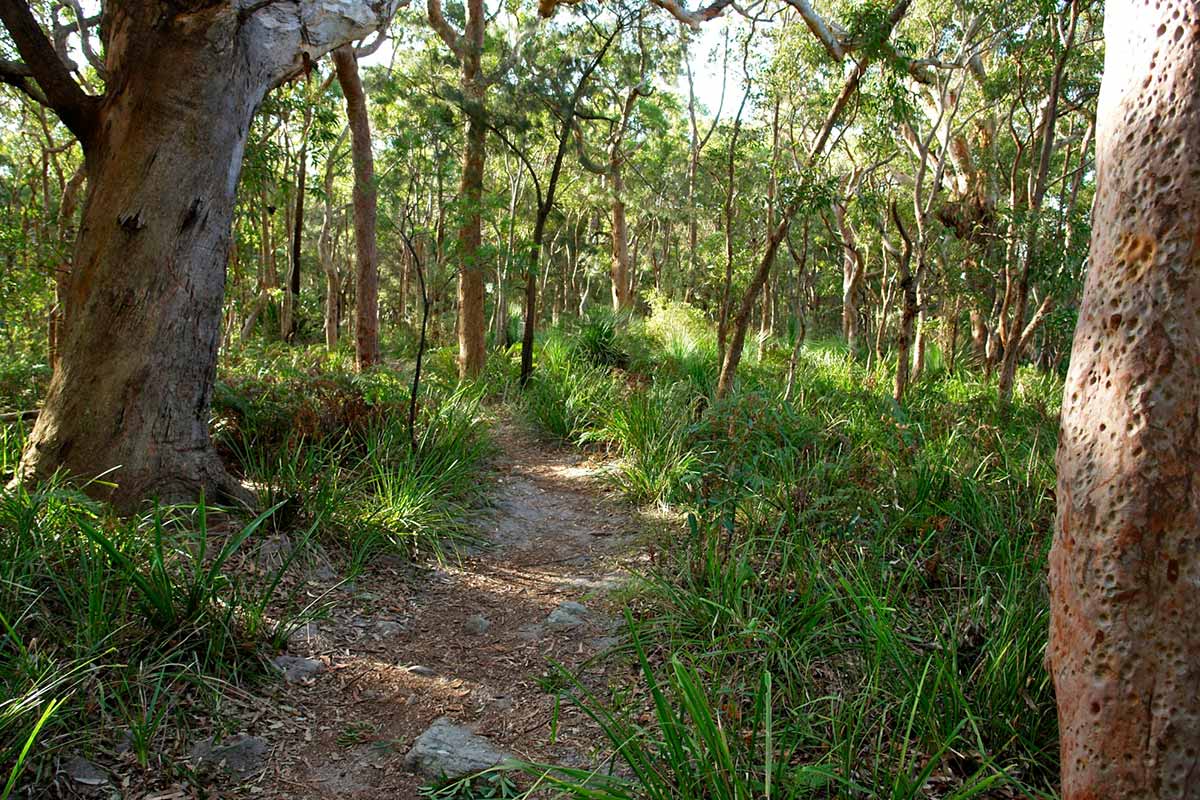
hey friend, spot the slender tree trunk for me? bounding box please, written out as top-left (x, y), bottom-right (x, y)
top-left (891, 202), bottom-right (916, 403)
top-left (283, 105), bottom-right (310, 343)
top-left (609, 166), bottom-right (633, 311)
top-left (783, 222), bottom-right (809, 402)
top-left (1050, 1), bottom-right (1200, 796)
top-left (333, 46), bottom-right (379, 371)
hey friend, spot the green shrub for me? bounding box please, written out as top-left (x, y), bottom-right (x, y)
top-left (523, 336), bottom-right (616, 442)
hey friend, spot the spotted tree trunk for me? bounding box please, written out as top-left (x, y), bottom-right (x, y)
top-left (1049, 1), bottom-right (1200, 796)
top-left (7, 0), bottom-right (396, 509)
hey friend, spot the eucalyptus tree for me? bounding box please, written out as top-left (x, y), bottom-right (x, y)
top-left (426, 0), bottom-right (536, 377)
top-left (490, 5), bottom-right (624, 383)
top-left (333, 44), bottom-right (381, 370)
top-left (0, 0), bottom-right (399, 507)
top-left (571, 10), bottom-right (678, 311)
top-left (1049, 0), bottom-right (1200, 796)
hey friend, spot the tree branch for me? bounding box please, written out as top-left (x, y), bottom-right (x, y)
top-left (58, 0), bottom-right (106, 77)
top-left (648, 0), bottom-right (735, 28)
top-left (426, 0), bottom-right (464, 59)
top-left (0, 0), bottom-right (97, 141)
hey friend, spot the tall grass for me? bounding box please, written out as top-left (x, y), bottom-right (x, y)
top-left (525, 298), bottom-right (1062, 797)
top-left (0, 483), bottom-right (302, 790)
top-left (523, 334), bottom-right (616, 443)
top-left (0, 346), bottom-right (496, 792)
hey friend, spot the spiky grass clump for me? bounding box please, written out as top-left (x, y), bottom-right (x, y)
top-left (0, 486), bottom-right (304, 790)
top-left (523, 334), bottom-right (616, 443)
top-left (524, 309), bottom-right (1063, 798)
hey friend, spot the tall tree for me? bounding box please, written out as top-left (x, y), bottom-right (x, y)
top-left (333, 44), bottom-right (380, 371)
top-left (1049, 0), bottom-right (1200, 796)
top-left (428, 0), bottom-right (489, 378)
top-left (0, 0), bottom-right (398, 507)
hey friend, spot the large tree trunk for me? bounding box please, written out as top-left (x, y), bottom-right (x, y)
top-left (333, 46), bottom-right (379, 371)
top-left (1049, 1), bottom-right (1200, 796)
top-left (9, 0), bottom-right (395, 509)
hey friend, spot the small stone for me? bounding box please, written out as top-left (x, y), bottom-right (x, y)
top-left (372, 619), bottom-right (406, 637)
top-left (190, 735), bottom-right (269, 776)
top-left (516, 623), bottom-right (544, 641)
top-left (272, 655), bottom-right (326, 682)
top-left (589, 636), bottom-right (623, 651)
top-left (62, 756), bottom-right (107, 786)
top-left (287, 622), bottom-right (322, 649)
top-left (546, 601), bottom-right (589, 628)
top-left (403, 717), bottom-right (511, 779)
top-left (464, 615), bottom-right (491, 635)
top-left (557, 601), bottom-right (589, 616)
top-left (256, 533), bottom-right (293, 569)
top-left (309, 563), bottom-right (337, 582)
top-left (407, 665), bottom-right (437, 678)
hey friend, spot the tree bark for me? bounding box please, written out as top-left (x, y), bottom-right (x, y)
top-left (283, 103), bottom-right (311, 343)
top-left (891, 202), bottom-right (916, 404)
top-left (609, 166), bottom-right (633, 311)
top-left (1049, 1), bottom-right (1200, 796)
top-left (8, 0), bottom-right (397, 509)
top-left (457, 106), bottom-right (487, 377)
top-left (333, 46), bottom-right (379, 371)
top-left (318, 128), bottom-right (346, 350)
top-left (834, 201), bottom-right (865, 351)
top-left (49, 162), bottom-right (85, 371)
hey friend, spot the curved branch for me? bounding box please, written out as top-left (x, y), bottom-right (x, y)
top-left (426, 0), bottom-right (464, 59)
top-left (59, 0), bottom-right (106, 78)
top-left (0, 0), bottom-right (97, 142)
top-left (649, 0), bottom-right (735, 27)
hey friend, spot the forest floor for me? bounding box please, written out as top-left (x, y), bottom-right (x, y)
top-left (239, 415), bottom-right (641, 798)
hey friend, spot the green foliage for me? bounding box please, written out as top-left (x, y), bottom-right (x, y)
top-left (0, 483), bottom-right (304, 788)
top-left (523, 333), bottom-right (617, 442)
top-left (572, 309), bottom-right (631, 369)
top-left (589, 383), bottom-right (700, 506)
top-left (216, 347), bottom-right (494, 564)
top-left (521, 310), bottom-right (1062, 797)
top-left (419, 770), bottom-right (523, 799)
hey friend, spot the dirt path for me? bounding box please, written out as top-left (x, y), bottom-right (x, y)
top-left (253, 416), bottom-right (638, 798)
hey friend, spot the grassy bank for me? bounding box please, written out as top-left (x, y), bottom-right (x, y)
top-left (521, 299), bottom-right (1061, 798)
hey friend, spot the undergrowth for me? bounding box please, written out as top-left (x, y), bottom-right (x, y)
top-left (0, 341), bottom-right (494, 794)
top-left (521, 298), bottom-right (1062, 798)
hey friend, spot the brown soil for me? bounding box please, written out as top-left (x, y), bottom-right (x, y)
top-left (245, 415), bottom-right (641, 798)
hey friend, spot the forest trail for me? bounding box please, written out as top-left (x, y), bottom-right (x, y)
top-left (254, 415), bottom-right (638, 798)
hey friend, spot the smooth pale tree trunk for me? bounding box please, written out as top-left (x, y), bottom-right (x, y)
top-left (835, 202), bottom-right (865, 351)
top-left (8, 0), bottom-right (395, 509)
top-left (1049, 1), bottom-right (1200, 796)
top-left (333, 46), bottom-right (379, 371)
